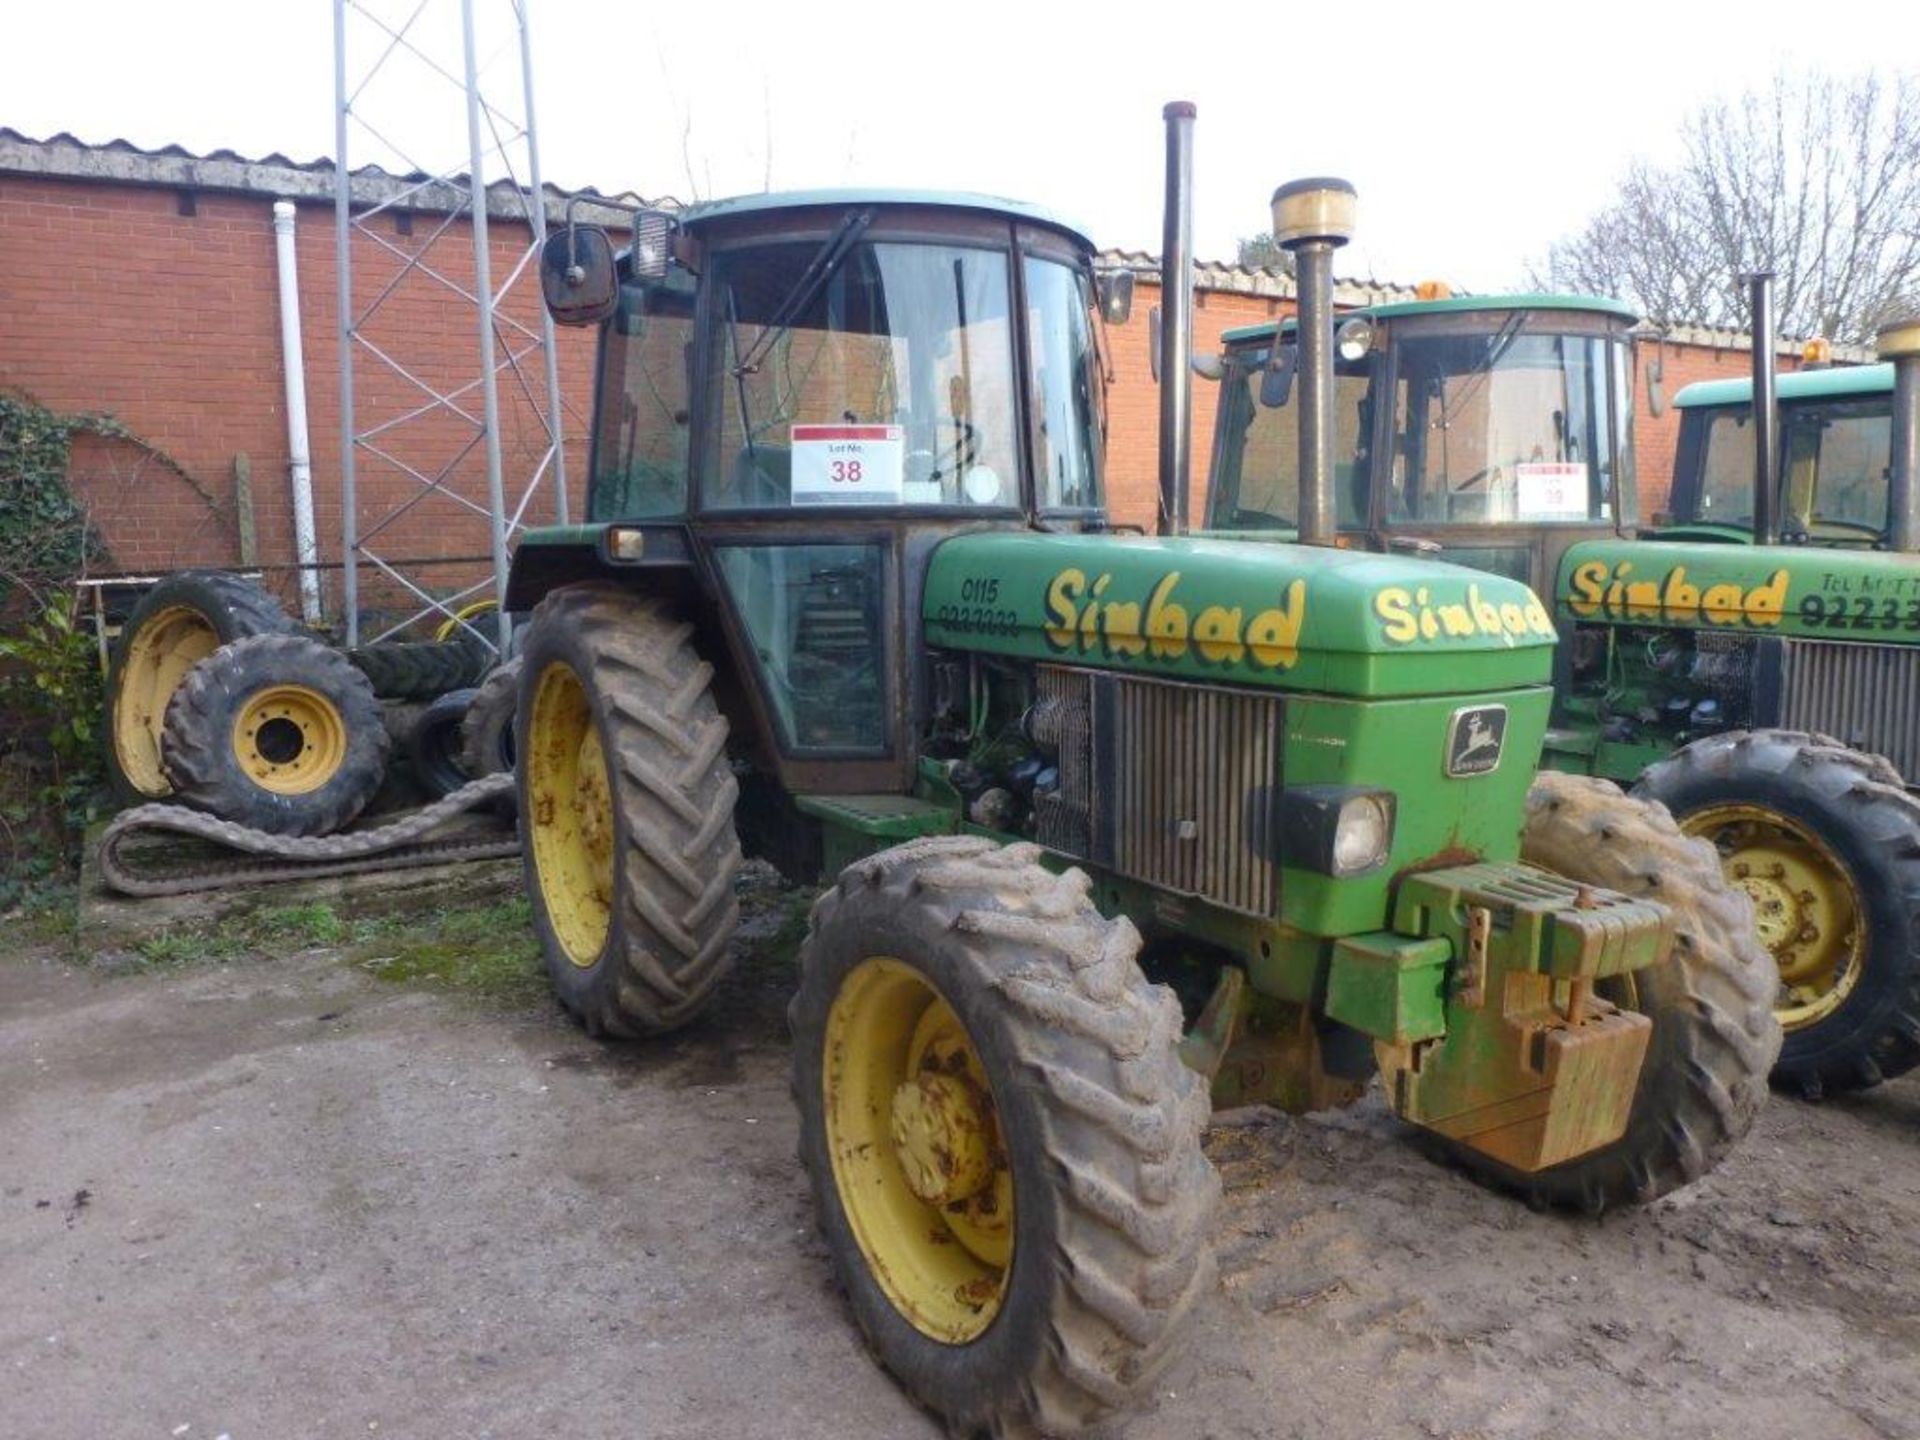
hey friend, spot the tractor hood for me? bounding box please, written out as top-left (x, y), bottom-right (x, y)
top-left (1556, 538), bottom-right (1920, 642)
top-left (924, 533), bottom-right (1556, 698)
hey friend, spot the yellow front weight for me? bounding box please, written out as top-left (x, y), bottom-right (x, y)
top-left (527, 661), bottom-right (615, 968)
top-left (231, 684), bottom-right (347, 796)
top-left (1681, 804), bottom-right (1864, 1032)
top-left (824, 958), bottom-right (1013, 1344)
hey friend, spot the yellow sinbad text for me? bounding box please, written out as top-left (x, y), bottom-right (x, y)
top-left (1565, 561), bottom-right (1790, 627)
top-left (1043, 569), bottom-right (1308, 670)
top-left (1372, 583), bottom-right (1555, 646)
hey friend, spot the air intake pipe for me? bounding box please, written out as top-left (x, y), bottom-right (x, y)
top-left (1157, 101), bottom-right (1197, 535)
top-left (1747, 272), bottom-right (1780, 546)
top-left (1273, 178), bottom-right (1356, 548)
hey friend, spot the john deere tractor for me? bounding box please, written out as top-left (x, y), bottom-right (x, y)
top-left (1202, 271), bottom-right (1920, 1102)
top-left (506, 115), bottom-right (1775, 1436)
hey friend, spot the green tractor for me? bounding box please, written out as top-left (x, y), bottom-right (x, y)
top-left (1202, 271), bottom-right (1920, 1101)
top-left (505, 115), bottom-right (1775, 1437)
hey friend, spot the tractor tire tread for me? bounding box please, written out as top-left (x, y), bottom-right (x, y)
top-left (792, 836), bottom-right (1217, 1438)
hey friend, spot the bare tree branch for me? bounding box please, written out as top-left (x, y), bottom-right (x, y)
top-left (1541, 70), bottom-right (1920, 343)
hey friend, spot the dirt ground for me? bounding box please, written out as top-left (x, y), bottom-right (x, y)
top-left (4, 866), bottom-right (1918, 1440)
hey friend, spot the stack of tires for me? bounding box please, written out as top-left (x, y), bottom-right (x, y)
top-left (104, 570), bottom-right (520, 838)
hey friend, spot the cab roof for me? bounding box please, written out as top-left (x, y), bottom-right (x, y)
top-left (1219, 292), bottom-right (1638, 347)
top-left (1674, 362), bottom-right (1895, 408)
top-left (675, 188), bottom-right (1095, 250)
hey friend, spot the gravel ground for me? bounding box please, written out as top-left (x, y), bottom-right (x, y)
top-left (3, 869), bottom-right (1917, 1440)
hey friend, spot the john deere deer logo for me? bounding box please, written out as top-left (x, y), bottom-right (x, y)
top-left (1445, 705), bottom-right (1508, 777)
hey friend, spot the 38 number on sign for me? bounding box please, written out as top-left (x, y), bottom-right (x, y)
top-left (829, 460), bottom-right (864, 484)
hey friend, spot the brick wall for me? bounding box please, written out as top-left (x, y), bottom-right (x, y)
top-left (0, 172), bottom-right (594, 622)
top-left (0, 166), bottom-right (1802, 619)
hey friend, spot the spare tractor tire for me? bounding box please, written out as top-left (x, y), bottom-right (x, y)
top-left (105, 570), bottom-right (291, 801)
top-left (408, 687), bottom-right (477, 800)
top-left (346, 639), bottom-right (492, 700)
top-left (160, 633), bottom-right (389, 837)
top-left (459, 658), bottom-right (521, 779)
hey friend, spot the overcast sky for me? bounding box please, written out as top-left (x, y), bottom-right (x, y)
top-left (7, 0), bottom-right (1915, 290)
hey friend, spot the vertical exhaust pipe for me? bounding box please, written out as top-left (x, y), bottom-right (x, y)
top-left (1747, 272), bottom-right (1780, 546)
top-left (1158, 101), bottom-right (1196, 535)
top-left (1881, 315), bottom-right (1920, 553)
top-left (1273, 177), bottom-right (1357, 547)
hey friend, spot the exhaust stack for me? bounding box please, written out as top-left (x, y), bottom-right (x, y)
top-left (1158, 101), bottom-right (1197, 535)
top-left (1747, 272), bottom-right (1780, 546)
top-left (1882, 315), bottom-right (1920, 553)
top-left (1273, 177), bottom-right (1357, 548)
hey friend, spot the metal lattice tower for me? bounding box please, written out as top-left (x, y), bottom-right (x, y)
top-left (331, 0), bottom-right (568, 650)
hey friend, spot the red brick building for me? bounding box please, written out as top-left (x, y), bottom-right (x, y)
top-left (0, 131), bottom-right (1864, 620)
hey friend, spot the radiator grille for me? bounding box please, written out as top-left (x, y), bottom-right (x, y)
top-left (1035, 666), bottom-right (1285, 918)
top-left (1779, 639), bottom-right (1920, 778)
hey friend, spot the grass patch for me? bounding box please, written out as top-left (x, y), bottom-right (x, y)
top-left (349, 898), bottom-right (544, 1003)
top-left (114, 895), bottom-right (542, 1005)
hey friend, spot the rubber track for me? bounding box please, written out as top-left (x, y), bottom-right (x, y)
top-left (1509, 771), bottom-right (1781, 1211)
top-left (98, 774), bottom-right (518, 896)
top-left (799, 837), bottom-right (1218, 1437)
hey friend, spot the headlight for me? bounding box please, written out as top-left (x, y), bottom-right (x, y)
top-left (1335, 317), bottom-right (1375, 363)
top-left (1280, 786), bottom-right (1397, 878)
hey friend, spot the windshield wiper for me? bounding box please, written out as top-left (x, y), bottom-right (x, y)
top-left (731, 208), bottom-right (875, 377)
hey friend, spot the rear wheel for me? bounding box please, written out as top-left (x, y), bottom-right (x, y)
top-left (791, 837), bottom-right (1218, 1437)
top-left (517, 585), bottom-right (741, 1037)
top-left (105, 570), bottom-right (289, 801)
top-left (1451, 772), bottom-right (1779, 1212)
top-left (1636, 730), bottom-right (1920, 1098)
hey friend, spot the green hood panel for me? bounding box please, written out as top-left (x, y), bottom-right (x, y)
top-left (1557, 538), bottom-right (1920, 641)
top-left (925, 533), bottom-right (1556, 697)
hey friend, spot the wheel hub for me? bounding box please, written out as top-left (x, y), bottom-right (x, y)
top-left (573, 727), bottom-right (615, 907)
top-left (889, 1072), bottom-right (994, 1206)
top-left (1684, 803), bottom-right (1863, 1031)
top-left (232, 684), bottom-right (347, 796)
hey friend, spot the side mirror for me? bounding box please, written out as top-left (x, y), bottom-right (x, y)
top-left (1260, 344), bottom-right (1298, 408)
top-left (1645, 343), bottom-right (1668, 418)
top-left (540, 225), bottom-right (618, 326)
top-left (1096, 269), bottom-right (1135, 325)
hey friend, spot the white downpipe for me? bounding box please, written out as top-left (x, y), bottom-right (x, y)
top-left (272, 199), bottom-right (323, 624)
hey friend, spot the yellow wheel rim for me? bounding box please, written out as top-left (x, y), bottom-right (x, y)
top-left (112, 605), bottom-right (219, 796)
top-left (824, 958), bottom-right (1014, 1344)
top-left (1681, 803), bottom-right (1865, 1032)
top-left (527, 661), bottom-right (615, 968)
top-left (229, 684), bottom-right (348, 796)
top-left (434, 599), bottom-right (498, 644)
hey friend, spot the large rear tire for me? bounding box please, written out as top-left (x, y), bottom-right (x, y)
top-left (1461, 771), bottom-right (1780, 1212)
top-left (791, 837), bottom-right (1218, 1438)
top-left (105, 570), bottom-right (290, 801)
top-left (1635, 729), bottom-right (1920, 1099)
top-left (160, 632), bottom-right (389, 837)
top-left (517, 584), bottom-right (741, 1038)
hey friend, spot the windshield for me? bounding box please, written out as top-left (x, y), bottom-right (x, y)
top-left (1679, 396), bottom-right (1892, 542)
top-left (1389, 327), bottom-right (1625, 526)
top-left (1024, 257), bottom-right (1104, 510)
top-left (1205, 341), bottom-right (1372, 530)
top-left (705, 240), bottom-right (1020, 510)
top-left (589, 278), bottom-right (695, 520)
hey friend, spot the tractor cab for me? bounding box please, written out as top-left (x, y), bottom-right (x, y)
top-left (1660, 363), bottom-right (1898, 547)
top-left (1203, 294), bottom-right (1639, 599)
top-left (512, 190), bottom-right (1119, 796)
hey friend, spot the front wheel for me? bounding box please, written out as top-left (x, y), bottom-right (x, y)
top-left (1469, 772), bottom-right (1780, 1212)
top-left (1635, 730), bottom-right (1920, 1098)
top-left (791, 837), bottom-right (1218, 1438)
